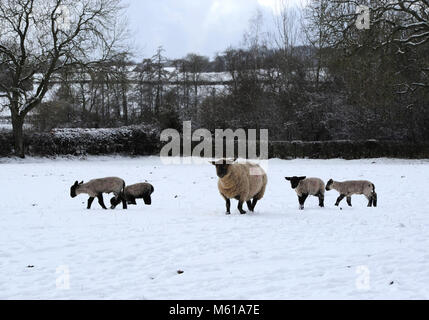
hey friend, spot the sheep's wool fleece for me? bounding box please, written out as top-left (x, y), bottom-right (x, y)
top-left (296, 178), bottom-right (325, 196)
top-left (125, 183), bottom-right (152, 197)
top-left (334, 180), bottom-right (374, 196)
top-left (219, 163), bottom-right (267, 201)
top-left (78, 177), bottom-right (124, 197)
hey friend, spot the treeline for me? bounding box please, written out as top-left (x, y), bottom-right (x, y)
top-left (2, 0), bottom-right (429, 154)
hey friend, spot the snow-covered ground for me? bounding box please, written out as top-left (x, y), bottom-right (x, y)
top-left (1, 156), bottom-right (429, 299)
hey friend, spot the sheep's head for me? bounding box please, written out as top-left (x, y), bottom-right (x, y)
top-left (210, 158), bottom-right (237, 178)
top-left (70, 181), bottom-right (83, 198)
top-left (285, 176), bottom-right (306, 189)
top-left (110, 196), bottom-right (121, 208)
top-left (325, 179), bottom-right (334, 191)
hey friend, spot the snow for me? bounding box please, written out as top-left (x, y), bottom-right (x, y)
top-left (1, 156), bottom-right (429, 299)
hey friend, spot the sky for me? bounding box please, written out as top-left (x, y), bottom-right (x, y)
top-left (125, 0), bottom-right (306, 60)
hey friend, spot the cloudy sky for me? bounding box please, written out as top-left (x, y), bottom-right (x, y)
top-left (125, 0), bottom-right (305, 60)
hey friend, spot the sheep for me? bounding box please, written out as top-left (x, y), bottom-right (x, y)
top-left (210, 158), bottom-right (267, 215)
top-left (70, 177), bottom-right (127, 210)
top-left (325, 179), bottom-right (377, 207)
top-left (285, 176), bottom-right (325, 210)
top-left (110, 183), bottom-right (154, 209)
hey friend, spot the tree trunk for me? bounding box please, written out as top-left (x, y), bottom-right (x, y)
top-left (11, 114), bottom-right (25, 158)
top-left (122, 83), bottom-right (128, 125)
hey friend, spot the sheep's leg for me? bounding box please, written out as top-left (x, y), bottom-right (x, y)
top-left (87, 197), bottom-right (95, 209)
top-left (97, 194), bottom-right (107, 210)
top-left (238, 201), bottom-right (246, 215)
top-left (121, 195), bottom-right (128, 210)
top-left (143, 196), bottom-right (152, 205)
top-left (225, 199), bottom-right (231, 214)
top-left (251, 198), bottom-right (258, 211)
top-left (246, 201), bottom-right (254, 212)
top-left (127, 196), bottom-right (137, 205)
top-left (335, 194), bottom-right (346, 206)
top-left (372, 192), bottom-right (377, 207)
top-left (298, 194), bottom-right (308, 210)
top-left (347, 196), bottom-right (352, 207)
top-left (318, 193), bottom-right (324, 207)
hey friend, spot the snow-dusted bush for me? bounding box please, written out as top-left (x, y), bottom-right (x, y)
top-left (0, 125), bottom-right (161, 157)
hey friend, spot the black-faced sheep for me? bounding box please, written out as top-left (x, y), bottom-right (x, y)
top-left (285, 176), bottom-right (325, 210)
top-left (110, 183), bottom-right (154, 209)
top-left (325, 179), bottom-right (377, 207)
top-left (210, 159), bottom-right (267, 215)
top-left (70, 177), bottom-right (127, 210)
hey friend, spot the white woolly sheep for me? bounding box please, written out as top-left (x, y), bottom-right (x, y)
top-left (210, 158), bottom-right (267, 215)
top-left (285, 176), bottom-right (325, 210)
top-left (325, 179), bottom-right (377, 207)
top-left (70, 177), bottom-right (127, 210)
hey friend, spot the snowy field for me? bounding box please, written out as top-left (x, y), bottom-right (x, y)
top-left (1, 156), bottom-right (429, 300)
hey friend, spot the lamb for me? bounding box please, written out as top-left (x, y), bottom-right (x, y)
top-left (110, 183), bottom-right (155, 209)
top-left (210, 158), bottom-right (267, 215)
top-left (70, 177), bottom-right (127, 210)
top-left (325, 179), bottom-right (377, 207)
top-left (285, 176), bottom-right (325, 210)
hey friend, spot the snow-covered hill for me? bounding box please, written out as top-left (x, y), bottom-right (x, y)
top-left (1, 157), bottom-right (428, 299)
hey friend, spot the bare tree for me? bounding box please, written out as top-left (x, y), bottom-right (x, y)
top-left (184, 53), bottom-right (209, 110)
top-left (320, 0), bottom-right (429, 91)
top-left (0, 0), bottom-right (127, 157)
top-left (303, 0), bottom-right (331, 88)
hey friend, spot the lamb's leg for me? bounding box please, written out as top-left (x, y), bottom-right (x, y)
top-left (318, 193), bottom-right (324, 208)
top-left (121, 195), bottom-right (128, 210)
top-left (372, 192), bottom-right (377, 207)
top-left (298, 194), bottom-right (308, 210)
top-left (238, 201), bottom-right (246, 215)
top-left (347, 196), bottom-right (352, 207)
top-left (127, 197), bottom-right (137, 205)
top-left (97, 194), bottom-right (107, 210)
top-left (366, 195), bottom-right (372, 207)
top-left (251, 198), bottom-right (259, 211)
top-left (87, 197), bottom-right (95, 209)
top-left (246, 201), bottom-right (254, 212)
top-left (335, 194), bottom-right (346, 206)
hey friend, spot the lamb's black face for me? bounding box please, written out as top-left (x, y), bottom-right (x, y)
top-left (70, 181), bottom-right (83, 198)
top-left (110, 197), bottom-right (121, 207)
top-left (326, 179), bottom-right (334, 191)
top-left (285, 176), bottom-right (306, 189)
top-left (70, 181), bottom-right (78, 198)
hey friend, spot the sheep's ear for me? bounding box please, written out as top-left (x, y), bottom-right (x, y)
top-left (74, 181), bottom-right (79, 186)
top-left (285, 177), bottom-right (291, 181)
top-left (299, 176), bottom-right (306, 180)
top-left (79, 181), bottom-right (84, 185)
top-left (209, 161), bottom-right (216, 166)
